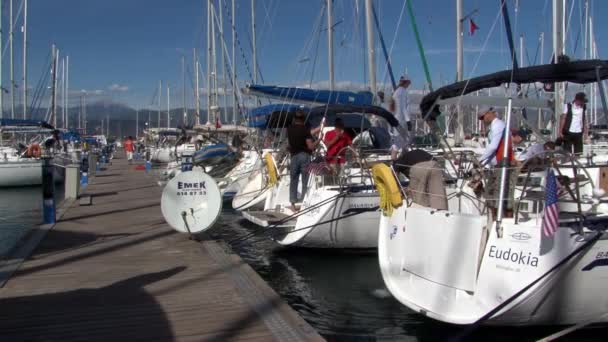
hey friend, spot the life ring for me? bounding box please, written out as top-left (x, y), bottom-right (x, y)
top-left (26, 144), bottom-right (42, 158)
top-left (371, 163), bottom-right (403, 216)
top-left (264, 153), bottom-right (279, 186)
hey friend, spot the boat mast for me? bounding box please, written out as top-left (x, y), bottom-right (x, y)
top-left (66, 56), bottom-right (69, 129)
top-left (538, 32), bottom-right (544, 130)
top-left (231, 0), bottom-right (236, 124)
top-left (364, 0), bottom-right (376, 96)
top-left (50, 45), bottom-right (57, 127)
top-left (182, 54), bottom-right (187, 126)
top-left (9, 0), bottom-right (14, 118)
top-left (327, 0), bottom-right (335, 91)
top-left (83, 91), bottom-right (87, 133)
top-left (219, 0), bottom-right (228, 124)
top-left (61, 58), bottom-right (65, 128)
top-left (167, 85), bottom-right (170, 128)
top-left (251, 0), bottom-right (257, 84)
top-left (194, 48), bottom-right (200, 126)
top-left (584, 0), bottom-right (589, 60)
top-left (22, 0), bottom-right (27, 119)
top-left (206, 0), bottom-right (211, 125)
top-left (456, 0), bottom-right (463, 81)
top-left (135, 108), bottom-right (138, 137)
top-left (211, 0), bottom-right (218, 123)
top-left (455, 0), bottom-right (464, 144)
top-left (158, 80), bottom-right (162, 128)
top-left (552, 0), bottom-right (564, 139)
top-left (0, 0), bottom-right (3, 118)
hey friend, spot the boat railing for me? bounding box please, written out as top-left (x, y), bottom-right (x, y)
top-left (513, 150), bottom-right (597, 229)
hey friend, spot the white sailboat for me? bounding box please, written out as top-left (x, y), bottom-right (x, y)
top-left (377, 55), bottom-right (608, 326)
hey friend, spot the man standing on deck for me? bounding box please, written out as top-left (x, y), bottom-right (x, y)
top-left (559, 92), bottom-right (588, 154)
top-left (287, 111), bottom-right (315, 212)
top-left (478, 106), bottom-right (515, 218)
top-left (124, 136), bottom-right (135, 164)
top-left (390, 75), bottom-right (412, 160)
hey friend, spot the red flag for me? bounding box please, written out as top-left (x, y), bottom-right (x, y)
top-left (215, 116), bottom-right (222, 129)
top-left (469, 19), bottom-right (479, 35)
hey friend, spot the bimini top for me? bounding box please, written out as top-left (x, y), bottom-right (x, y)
top-left (0, 118), bottom-right (54, 129)
top-left (309, 104), bottom-right (399, 127)
top-left (248, 103), bottom-right (309, 128)
top-left (421, 59), bottom-right (608, 121)
top-left (245, 84), bottom-right (374, 106)
top-left (264, 103), bottom-right (398, 129)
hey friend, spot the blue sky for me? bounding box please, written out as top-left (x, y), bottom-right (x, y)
top-left (3, 0), bottom-right (607, 110)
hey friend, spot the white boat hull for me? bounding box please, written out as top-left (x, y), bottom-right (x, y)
top-left (379, 204), bottom-right (608, 326)
top-left (0, 160), bottom-right (42, 187)
top-left (276, 187), bottom-right (380, 249)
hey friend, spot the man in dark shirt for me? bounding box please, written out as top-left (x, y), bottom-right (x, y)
top-left (287, 111), bottom-right (315, 211)
top-left (394, 149), bottom-right (447, 210)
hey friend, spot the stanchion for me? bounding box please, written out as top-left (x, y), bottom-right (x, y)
top-left (42, 157), bottom-right (56, 224)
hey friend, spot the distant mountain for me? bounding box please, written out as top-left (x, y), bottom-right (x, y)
top-left (3, 101), bottom-right (244, 138)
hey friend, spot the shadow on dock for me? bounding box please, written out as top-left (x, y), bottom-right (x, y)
top-left (0, 267), bottom-right (185, 341)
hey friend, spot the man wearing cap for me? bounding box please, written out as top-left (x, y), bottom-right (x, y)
top-left (389, 76), bottom-right (412, 159)
top-left (287, 110), bottom-right (315, 212)
top-left (478, 106), bottom-right (515, 218)
top-left (559, 92), bottom-right (588, 154)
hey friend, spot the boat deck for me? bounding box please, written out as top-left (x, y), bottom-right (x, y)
top-left (0, 156), bottom-right (322, 341)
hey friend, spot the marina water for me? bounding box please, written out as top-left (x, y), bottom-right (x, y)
top-left (212, 210), bottom-right (608, 341)
top-left (0, 185), bottom-right (64, 258)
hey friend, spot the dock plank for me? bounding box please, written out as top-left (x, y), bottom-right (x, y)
top-left (0, 155), bottom-right (323, 341)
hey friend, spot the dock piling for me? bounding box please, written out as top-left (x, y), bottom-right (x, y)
top-left (65, 164), bottom-right (80, 199)
top-left (88, 152), bottom-right (98, 177)
top-left (41, 157), bottom-right (56, 224)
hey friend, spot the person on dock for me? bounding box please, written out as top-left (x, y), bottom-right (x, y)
top-left (477, 106), bottom-right (515, 219)
top-left (124, 136), bottom-right (135, 164)
top-left (323, 118), bottom-right (352, 176)
top-left (559, 92), bottom-right (588, 155)
top-left (287, 111), bottom-right (315, 212)
top-left (390, 75), bottom-right (412, 160)
top-left (394, 149), bottom-right (447, 210)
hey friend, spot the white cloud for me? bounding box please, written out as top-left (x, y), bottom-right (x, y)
top-left (108, 83), bottom-right (129, 92)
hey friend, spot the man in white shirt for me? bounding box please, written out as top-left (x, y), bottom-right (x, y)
top-left (559, 92), bottom-right (588, 154)
top-left (478, 106), bottom-right (507, 166)
top-left (477, 106), bottom-right (515, 218)
top-left (390, 75), bottom-right (412, 159)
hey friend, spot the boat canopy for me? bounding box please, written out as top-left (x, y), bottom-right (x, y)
top-left (245, 84), bottom-right (374, 106)
top-left (0, 118), bottom-right (54, 129)
top-left (248, 104), bottom-right (308, 128)
top-left (61, 131), bottom-right (81, 142)
top-left (264, 104), bottom-right (395, 129)
top-left (309, 104), bottom-right (399, 127)
top-left (421, 59), bottom-right (608, 121)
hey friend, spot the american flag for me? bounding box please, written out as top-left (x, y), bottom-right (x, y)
top-left (306, 160), bottom-right (330, 175)
top-left (542, 169), bottom-right (560, 237)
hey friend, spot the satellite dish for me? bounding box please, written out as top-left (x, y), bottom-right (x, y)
top-left (161, 169), bottom-right (222, 234)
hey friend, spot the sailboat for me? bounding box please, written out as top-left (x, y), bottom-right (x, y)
top-left (377, 59), bottom-right (608, 326)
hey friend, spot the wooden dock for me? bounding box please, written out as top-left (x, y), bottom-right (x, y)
top-left (0, 156), bottom-right (323, 341)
